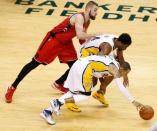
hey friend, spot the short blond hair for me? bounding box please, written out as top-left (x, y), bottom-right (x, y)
top-left (85, 1), bottom-right (98, 10)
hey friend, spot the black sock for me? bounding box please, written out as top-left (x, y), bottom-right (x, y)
top-left (55, 60), bottom-right (76, 84)
top-left (12, 59), bottom-right (40, 88)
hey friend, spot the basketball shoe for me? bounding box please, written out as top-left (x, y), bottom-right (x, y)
top-left (65, 102), bottom-right (81, 112)
top-left (65, 97), bottom-right (81, 112)
top-left (40, 109), bottom-right (55, 125)
top-left (5, 86), bottom-right (16, 103)
top-left (52, 82), bottom-right (68, 93)
top-left (92, 91), bottom-right (109, 107)
top-left (50, 99), bottom-right (62, 116)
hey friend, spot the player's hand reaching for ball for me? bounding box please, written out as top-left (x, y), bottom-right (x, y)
top-left (132, 100), bottom-right (144, 110)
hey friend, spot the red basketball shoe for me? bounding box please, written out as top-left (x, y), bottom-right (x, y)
top-left (5, 86), bottom-right (16, 103)
top-left (52, 82), bottom-right (68, 94)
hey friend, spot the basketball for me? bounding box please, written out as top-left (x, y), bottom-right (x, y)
top-left (139, 105), bottom-right (154, 120)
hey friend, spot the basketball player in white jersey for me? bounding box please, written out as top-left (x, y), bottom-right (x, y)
top-left (80, 34), bottom-right (117, 57)
top-left (40, 55), bottom-right (143, 125)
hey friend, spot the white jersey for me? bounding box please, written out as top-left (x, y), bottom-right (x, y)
top-left (64, 55), bottom-right (119, 93)
top-left (80, 34), bottom-right (118, 57)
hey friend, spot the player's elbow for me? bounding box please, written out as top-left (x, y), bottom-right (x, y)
top-left (76, 31), bottom-right (87, 40)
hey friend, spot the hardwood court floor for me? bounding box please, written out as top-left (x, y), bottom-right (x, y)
top-left (0, 0), bottom-right (157, 131)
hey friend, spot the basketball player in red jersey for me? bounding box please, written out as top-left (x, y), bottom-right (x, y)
top-left (5, 1), bottom-right (98, 103)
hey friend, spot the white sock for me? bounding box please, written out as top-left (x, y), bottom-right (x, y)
top-left (58, 91), bottom-right (73, 104)
top-left (73, 94), bottom-right (89, 103)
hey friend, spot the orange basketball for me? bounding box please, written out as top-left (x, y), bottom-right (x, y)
top-left (139, 105), bottom-right (154, 120)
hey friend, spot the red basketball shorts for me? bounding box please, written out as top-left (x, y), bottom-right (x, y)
top-left (34, 32), bottom-right (77, 64)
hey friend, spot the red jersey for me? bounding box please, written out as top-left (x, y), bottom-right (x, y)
top-left (51, 12), bottom-right (90, 44)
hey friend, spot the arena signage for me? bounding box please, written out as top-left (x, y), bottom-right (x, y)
top-left (15, 0), bottom-right (157, 22)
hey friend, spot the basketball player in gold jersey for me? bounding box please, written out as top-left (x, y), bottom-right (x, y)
top-left (40, 55), bottom-right (143, 125)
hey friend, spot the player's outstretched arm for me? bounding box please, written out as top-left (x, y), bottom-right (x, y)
top-left (116, 50), bottom-right (130, 87)
top-left (116, 49), bottom-right (125, 63)
top-left (114, 78), bottom-right (135, 102)
top-left (114, 78), bottom-right (144, 109)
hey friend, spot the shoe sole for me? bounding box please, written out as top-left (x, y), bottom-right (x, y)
top-left (67, 107), bottom-right (81, 112)
top-left (40, 113), bottom-right (55, 125)
top-left (65, 103), bottom-right (81, 112)
top-left (5, 94), bottom-right (12, 103)
top-left (5, 99), bottom-right (12, 103)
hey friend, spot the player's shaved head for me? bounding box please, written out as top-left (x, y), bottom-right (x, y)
top-left (120, 61), bottom-right (131, 71)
